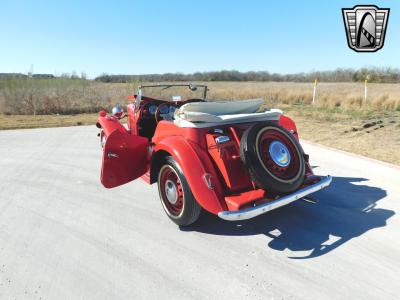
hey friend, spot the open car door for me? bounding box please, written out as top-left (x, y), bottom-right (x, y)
top-left (101, 129), bottom-right (149, 188)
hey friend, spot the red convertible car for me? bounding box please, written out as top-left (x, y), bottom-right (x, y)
top-left (96, 84), bottom-right (331, 226)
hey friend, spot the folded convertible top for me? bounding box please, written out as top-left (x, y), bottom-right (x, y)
top-left (174, 99), bottom-right (282, 128)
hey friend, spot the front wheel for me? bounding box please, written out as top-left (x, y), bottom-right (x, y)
top-left (157, 156), bottom-right (201, 226)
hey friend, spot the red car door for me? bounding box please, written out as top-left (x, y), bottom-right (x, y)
top-left (101, 129), bottom-right (149, 188)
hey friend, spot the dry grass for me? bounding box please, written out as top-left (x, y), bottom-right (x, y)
top-left (0, 114), bottom-right (98, 130)
top-left (0, 78), bottom-right (133, 115)
top-left (204, 81), bottom-right (400, 111)
top-left (278, 105), bottom-right (400, 165)
top-left (1, 79), bottom-right (400, 115)
top-left (1, 80), bottom-right (399, 165)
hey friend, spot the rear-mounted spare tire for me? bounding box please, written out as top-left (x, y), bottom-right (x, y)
top-left (240, 122), bottom-right (305, 194)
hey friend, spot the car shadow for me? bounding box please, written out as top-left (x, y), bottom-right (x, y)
top-left (181, 176), bottom-right (394, 259)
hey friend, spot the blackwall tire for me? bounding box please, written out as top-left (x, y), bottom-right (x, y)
top-left (240, 122), bottom-right (305, 194)
top-left (157, 156), bottom-right (201, 226)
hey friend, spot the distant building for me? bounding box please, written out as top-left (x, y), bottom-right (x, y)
top-left (0, 73), bottom-right (55, 79)
top-left (0, 73), bottom-right (28, 78)
top-left (32, 74), bottom-right (55, 79)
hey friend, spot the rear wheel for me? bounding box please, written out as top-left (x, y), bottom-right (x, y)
top-left (157, 156), bottom-right (201, 226)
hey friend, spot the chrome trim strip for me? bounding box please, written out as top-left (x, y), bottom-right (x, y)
top-left (218, 176), bottom-right (332, 221)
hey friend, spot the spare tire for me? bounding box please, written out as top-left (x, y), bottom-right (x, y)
top-left (240, 122), bottom-right (305, 194)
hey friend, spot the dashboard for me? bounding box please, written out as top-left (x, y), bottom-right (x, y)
top-left (141, 99), bottom-right (205, 122)
top-left (142, 101), bottom-right (178, 121)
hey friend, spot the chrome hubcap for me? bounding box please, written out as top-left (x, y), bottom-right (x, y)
top-left (269, 141), bottom-right (291, 167)
top-left (165, 179), bottom-right (178, 204)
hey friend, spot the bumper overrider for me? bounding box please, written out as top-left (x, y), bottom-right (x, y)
top-left (218, 175), bottom-right (332, 221)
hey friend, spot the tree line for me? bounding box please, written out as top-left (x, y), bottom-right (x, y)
top-left (94, 67), bottom-right (400, 83)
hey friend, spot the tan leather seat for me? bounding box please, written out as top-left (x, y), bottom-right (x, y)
top-left (177, 98), bottom-right (264, 115)
top-left (174, 99), bottom-right (282, 128)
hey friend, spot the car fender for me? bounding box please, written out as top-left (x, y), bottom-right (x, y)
top-left (153, 136), bottom-right (228, 214)
top-left (279, 115), bottom-right (299, 139)
top-left (96, 115), bottom-right (128, 137)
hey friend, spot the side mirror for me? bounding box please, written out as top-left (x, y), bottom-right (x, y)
top-left (112, 104), bottom-right (124, 118)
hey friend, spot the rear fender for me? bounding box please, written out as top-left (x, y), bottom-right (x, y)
top-left (153, 137), bottom-right (228, 214)
top-left (279, 115), bottom-right (299, 139)
top-left (279, 115), bottom-right (314, 175)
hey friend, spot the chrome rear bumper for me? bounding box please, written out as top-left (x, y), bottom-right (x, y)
top-left (218, 175), bottom-right (332, 221)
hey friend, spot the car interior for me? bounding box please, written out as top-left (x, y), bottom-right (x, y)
top-left (136, 97), bottom-right (282, 138)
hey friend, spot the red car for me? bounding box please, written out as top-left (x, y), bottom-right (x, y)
top-left (96, 84), bottom-right (331, 226)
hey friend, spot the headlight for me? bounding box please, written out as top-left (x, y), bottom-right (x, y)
top-left (112, 104), bottom-right (124, 118)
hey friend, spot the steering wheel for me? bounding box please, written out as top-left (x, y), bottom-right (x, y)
top-left (141, 101), bottom-right (159, 119)
top-left (155, 103), bottom-right (172, 123)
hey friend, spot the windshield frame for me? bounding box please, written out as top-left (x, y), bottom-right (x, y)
top-left (136, 83), bottom-right (208, 104)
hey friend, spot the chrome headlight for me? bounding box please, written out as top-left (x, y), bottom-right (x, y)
top-left (112, 104), bottom-right (123, 117)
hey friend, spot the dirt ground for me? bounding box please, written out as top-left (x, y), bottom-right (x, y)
top-left (282, 106), bottom-right (400, 165)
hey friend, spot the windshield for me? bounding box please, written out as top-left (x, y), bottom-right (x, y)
top-left (138, 84), bottom-right (207, 101)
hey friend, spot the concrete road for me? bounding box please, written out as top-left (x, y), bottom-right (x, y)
top-left (0, 126), bottom-right (399, 300)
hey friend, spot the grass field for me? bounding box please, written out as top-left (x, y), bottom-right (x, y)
top-left (0, 114), bottom-right (98, 130)
top-left (1, 79), bottom-right (400, 115)
top-left (1, 79), bottom-right (399, 164)
top-left (207, 81), bottom-right (400, 111)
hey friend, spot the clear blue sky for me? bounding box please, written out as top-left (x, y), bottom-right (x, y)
top-left (1, 0), bottom-right (399, 78)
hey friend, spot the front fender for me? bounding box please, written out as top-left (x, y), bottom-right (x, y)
top-left (96, 115), bottom-right (127, 137)
top-left (154, 137), bottom-right (228, 214)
